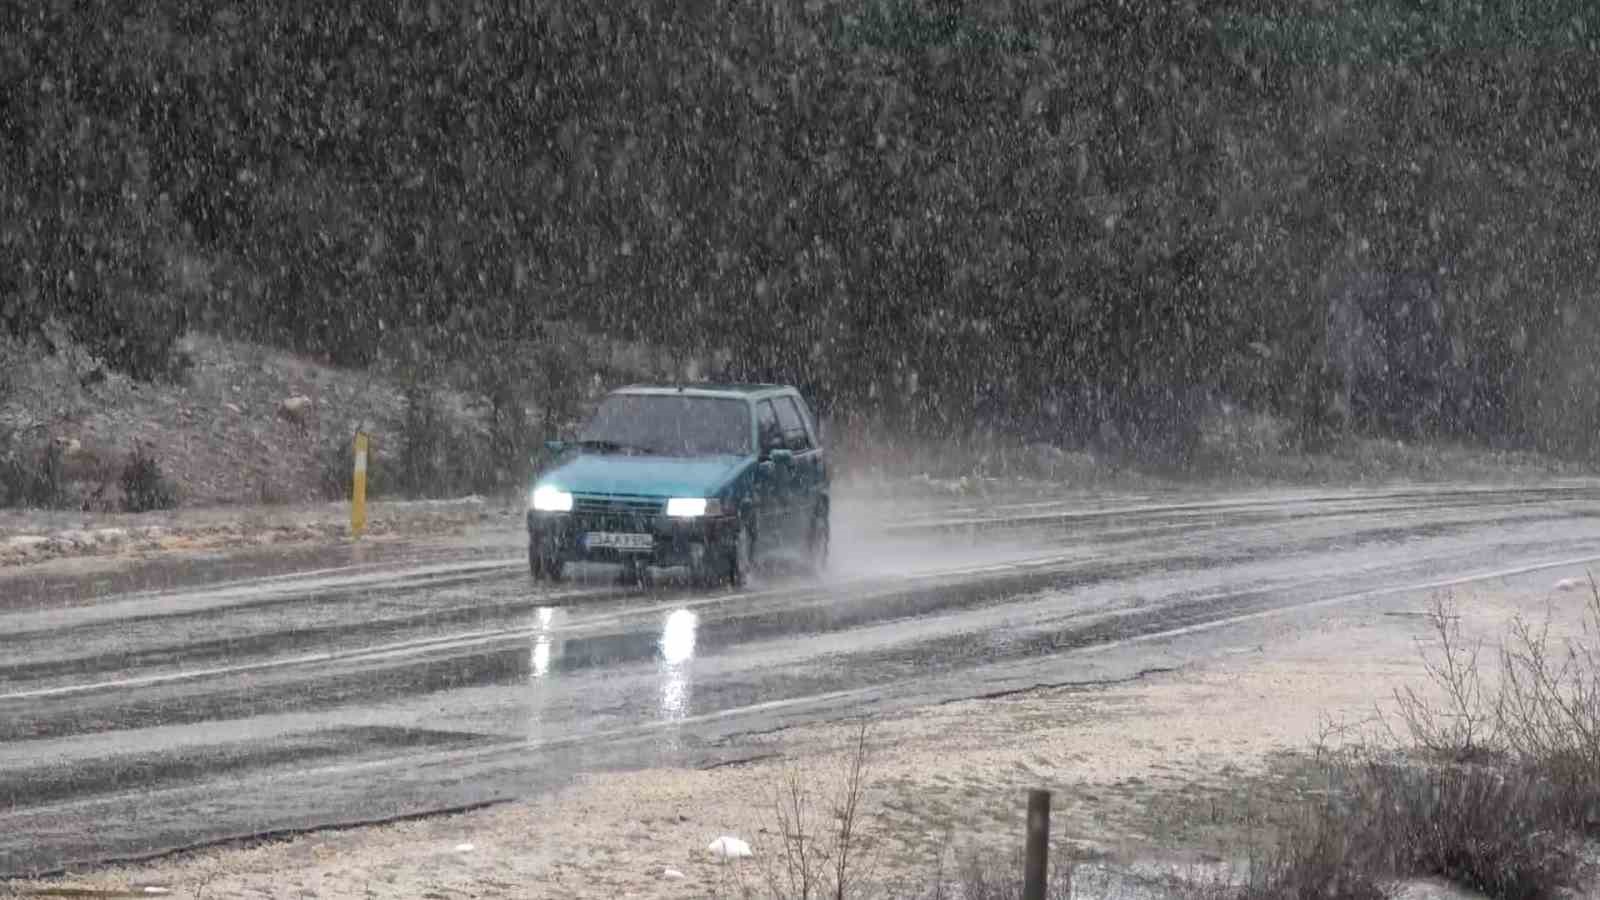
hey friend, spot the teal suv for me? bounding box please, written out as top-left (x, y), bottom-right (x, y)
top-left (527, 384), bottom-right (830, 587)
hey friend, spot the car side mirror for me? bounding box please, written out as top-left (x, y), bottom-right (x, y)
top-left (544, 439), bottom-right (566, 454)
top-left (768, 448), bottom-right (794, 465)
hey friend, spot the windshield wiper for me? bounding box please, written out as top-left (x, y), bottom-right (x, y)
top-left (576, 438), bottom-right (661, 455)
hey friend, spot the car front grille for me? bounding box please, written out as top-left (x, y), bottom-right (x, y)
top-left (572, 495), bottom-right (665, 517)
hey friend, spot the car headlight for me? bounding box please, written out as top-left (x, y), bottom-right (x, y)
top-left (530, 486), bottom-right (574, 512)
top-left (666, 497), bottom-right (722, 518)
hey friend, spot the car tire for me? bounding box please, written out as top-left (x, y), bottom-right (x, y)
top-left (543, 555), bottom-right (568, 583)
top-left (806, 504), bottom-right (829, 575)
top-left (728, 518), bottom-right (753, 588)
top-left (531, 544), bottom-right (567, 582)
top-left (687, 556), bottom-right (711, 589)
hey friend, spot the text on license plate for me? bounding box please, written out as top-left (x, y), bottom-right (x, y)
top-left (584, 531), bottom-right (654, 551)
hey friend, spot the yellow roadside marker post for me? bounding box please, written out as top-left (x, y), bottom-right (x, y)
top-left (352, 431), bottom-right (369, 537)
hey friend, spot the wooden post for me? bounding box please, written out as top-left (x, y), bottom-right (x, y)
top-left (1023, 789), bottom-right (1051, 900)
top-left (351, 431), bottom-right (369, 537)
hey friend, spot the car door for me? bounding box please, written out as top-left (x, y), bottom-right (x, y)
top-left (752, 399), bottom-right (794, 547)
top-left (790, 392), bottom-right (827, 495)
top-left (772, 393), bottom-right (822, 547)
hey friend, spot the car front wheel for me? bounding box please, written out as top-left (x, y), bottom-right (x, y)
top-left (531, 545), bottom-right (566, 582)
top-left (544, 555), bottom-right (567, 582)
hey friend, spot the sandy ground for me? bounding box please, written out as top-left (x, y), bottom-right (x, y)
top-left (15, 570), bottom-right (1591, 899)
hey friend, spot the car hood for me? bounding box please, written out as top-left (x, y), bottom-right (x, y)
top-left (539, 453), bottom-right (750, 498)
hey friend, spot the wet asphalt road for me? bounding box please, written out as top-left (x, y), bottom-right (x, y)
top-left (3, 483), bottom-right (1600, 876)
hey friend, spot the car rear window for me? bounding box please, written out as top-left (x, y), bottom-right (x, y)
top-left (581, 395), bottom-right (752, 457)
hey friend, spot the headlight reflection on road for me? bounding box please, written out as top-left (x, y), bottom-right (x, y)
top-left (658, 609), bottom-right (698, 720)
top-left (660, 609), bottom-right (698, 665)
top-left (531, 606), bottom-right (558, 680)
top-left (532, 636), bottom-right (552, 679)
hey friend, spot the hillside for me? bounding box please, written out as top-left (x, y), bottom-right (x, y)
top-left (6, 2), bottom-right (1600, 465)
top-left (4, 329), bottom-right (1591, 515)
top-left (3, 332), bottom-right (405, 508)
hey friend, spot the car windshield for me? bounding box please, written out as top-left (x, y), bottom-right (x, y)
top-left (578, 394), bottom-right (752, 457)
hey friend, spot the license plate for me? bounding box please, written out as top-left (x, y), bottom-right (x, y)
top-left (584, 531), bottom-right (654, 552)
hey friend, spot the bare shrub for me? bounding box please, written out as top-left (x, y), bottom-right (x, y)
top-left (0, 454), bottom-right (40, 508)
top-left (1389, 592), bottom-right (1503, 761)
top-left (1499, 578), bottom-right (1600, 771)
top-left (393, 384), bottom-right (493, 498)
top-left (1496, 575), bottom-right (1600, 828)
top-left (1235, 758), bottom-right (1576, 900)
top-left (396, 383), bottom-right (447, 497)
top-left (121, 443), bottom-right (177, 512)
top-left (1232, 789), bottom-right (1387, 900)
top-left (0, 430), bottom-right (65, 509)
top-left (465, 342), bottom-right (539, 490)
top-left (1367, 762), bottom-right (1576, 900)
top-left (721, 723), bottom-right (878, 900)
top-left (0, 337), bottom-right (20, 403)
top-left (317, 433), bottom-right (355, 500)
top-left (1386, 576), bottom-right (1600, 831)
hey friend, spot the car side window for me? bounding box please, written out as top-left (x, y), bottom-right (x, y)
top-left (773, 397), bottom-right (813, 452)
top-left (756, 400), bottom-right (784, 454)
top-left (794, 396), bottom-right (820, 445)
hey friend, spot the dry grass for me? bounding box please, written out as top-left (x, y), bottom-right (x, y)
top-left (917, 853), bottom-right (1075, 900)
top-left (1215, 580), bottom-right (1600, 900)
top-left (1234, 758), bottom-right (1578, 900)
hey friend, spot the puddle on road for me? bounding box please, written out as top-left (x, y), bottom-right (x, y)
top-left (522, 603), bottom-right (701, 730)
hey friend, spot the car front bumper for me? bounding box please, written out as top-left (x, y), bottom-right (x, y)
top-left (528, 509), bottom-right (737, 569)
